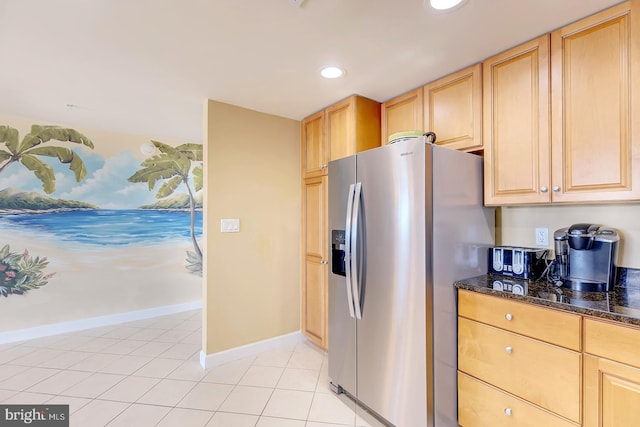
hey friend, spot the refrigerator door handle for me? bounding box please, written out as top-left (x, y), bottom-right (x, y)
top-left (344, 183), bottom-right (356, 319)
top-left (351, 181), bottom-right (363, 320)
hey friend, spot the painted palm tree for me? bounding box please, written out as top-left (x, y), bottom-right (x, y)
top-left (128, 141), bottom-right (203, 274)
top-left (0, 125), bottom-right (94, 193)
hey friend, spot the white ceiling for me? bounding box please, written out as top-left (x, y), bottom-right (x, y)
top-left (0, 0), bottom-right (623, 143)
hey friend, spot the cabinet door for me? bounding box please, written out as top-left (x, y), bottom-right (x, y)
top-left (303, 176), bottom-right (327, 259)
top-left (381, 88), bottom-right (423, 145)
top-left (551, 2), bottom-right (640, 202)
top-left (424, 64), bottom-right (483, 152)
top-left (483, 35), bottom-right (551, 205)
top-left (303, 257), bottom-right (327, 348)
top-left (302, 176), bottom-right (328, 348)
top-left (302, 110), bottom-right (327, 178)
top-left (327, 97), bottom-right (355, 161)
top-left (584, 354), bottom-right (640, 427)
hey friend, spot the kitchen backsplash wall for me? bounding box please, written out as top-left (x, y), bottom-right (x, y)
top-left (498, 204), bottom-right (640, 269)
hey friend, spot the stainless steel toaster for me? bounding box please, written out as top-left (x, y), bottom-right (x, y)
top-left (488, 246), bottom-right (547, 280)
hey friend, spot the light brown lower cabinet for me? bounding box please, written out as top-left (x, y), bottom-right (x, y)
top-left (458, 291), bottom-right (640, 427)
top-left (583, 318), bottom-right (640, 427)
top-left (302, 176), bottom-right (328, 348)
top-left (583, 354), bottom-right (640, 427)
top-left (458, 371), bottom-right (578, 427)
top-left (458, 316), bottom-right (581, 423)
top-left (302, 257), bottom-right (327, 347)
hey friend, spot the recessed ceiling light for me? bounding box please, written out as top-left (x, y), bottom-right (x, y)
top-left (429, 0), bottom-right (464, 10)
top-left (320, 66), bottom-right (344, 79)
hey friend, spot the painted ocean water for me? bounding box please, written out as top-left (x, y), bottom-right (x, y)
top-left (0, 210), bottom-right (203, 246)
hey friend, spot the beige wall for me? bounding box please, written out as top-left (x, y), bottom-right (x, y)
top-left (203, 100), bottom-right (300, 355)
top-left (498, 204), bottom-right (640, 269)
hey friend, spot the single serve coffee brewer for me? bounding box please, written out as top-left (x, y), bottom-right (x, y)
top-left (553, 223), bottom-right (619, 292)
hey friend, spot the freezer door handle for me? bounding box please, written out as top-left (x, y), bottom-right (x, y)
top-left (344, 183), bottom-right (356, 319)
top-left (351, 181), bottom-right (363, 320)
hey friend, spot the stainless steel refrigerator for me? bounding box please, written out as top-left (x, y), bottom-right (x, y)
top-left (328, 138), bottom-right (494, 427)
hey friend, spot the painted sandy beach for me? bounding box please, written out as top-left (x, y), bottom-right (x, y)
top-left (0, 222), bottom-right (201, 333)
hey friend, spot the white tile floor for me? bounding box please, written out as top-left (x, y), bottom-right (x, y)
top-left (0, 310), bottom-right (375, 427)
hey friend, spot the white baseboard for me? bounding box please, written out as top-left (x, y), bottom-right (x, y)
top-left (200, 330), bottom-right (304, 369)
top-left (0, 300), bottom-right (202, 345)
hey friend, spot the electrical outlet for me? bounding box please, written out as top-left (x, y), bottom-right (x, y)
top-left (535, 227), bottom-right (549, 246)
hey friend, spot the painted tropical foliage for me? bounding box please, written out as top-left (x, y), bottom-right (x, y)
top-left (0, 125), bottom-right (94, 194)
top-left (0, 125), bottom-right (93, 296)
top-left (128, 141), bottom-right (203, 275)
top-left (0, 244), bottom-right (54, 297)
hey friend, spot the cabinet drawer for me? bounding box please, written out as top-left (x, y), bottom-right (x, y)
top-left (458, 372), bottom-right (578, 427)
top-left (458, 317), bottom-right (581, 422)
top-left (458, 290), bottom-right (581, 350)
top-left (584, 317), bottom-right (640, 369)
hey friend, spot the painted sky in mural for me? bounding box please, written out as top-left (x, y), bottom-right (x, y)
top-left (0, 148), bottom-right (169, 209)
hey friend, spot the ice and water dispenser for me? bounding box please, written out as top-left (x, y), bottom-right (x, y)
top-left (331, 230), bottom-right (346, 277)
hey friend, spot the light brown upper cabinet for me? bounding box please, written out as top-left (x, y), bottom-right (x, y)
top-left (300, 95), bottom-right (380, 349)
top-left (485, 1), bottom-right (640, 205)
top-left (326, 96), bottom-right (381, 161)
top-left (302, 95), bottom-right (381, 179)
top-left (381, 88), bottom-right (423, 145)
top-left (551, 1), bottom-right (640, 203)
top-left (302, 110), bottom-right (326, 179)
top-left (382, 66), bottom-right (482, 150)
top-left (483, 35), bottom-right (551, 205)
top-left (424, 64), bottom-right (483, 152)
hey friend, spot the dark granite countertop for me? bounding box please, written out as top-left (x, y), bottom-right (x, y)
top-left (455, 270), bottom-right (640, 328)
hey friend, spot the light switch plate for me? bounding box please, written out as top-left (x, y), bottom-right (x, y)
top-left (221, 219), bottom-right (240, 233)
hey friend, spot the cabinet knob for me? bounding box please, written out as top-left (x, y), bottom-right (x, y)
top-left (540, 186), bottom-right (548, 193)
top-left (504, 408), bottom-right (512, 416)
top-left (321, 260), bottom-right (328, 264)
top-left (552, 186), bottom-right (560, 192)
top-left (505, 313), bottom-right (513, 321)
top-left (505, 346), bottom-right (513, 354)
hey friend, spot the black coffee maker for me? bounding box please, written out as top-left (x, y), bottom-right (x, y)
top-left (553, 223), bottom-right (619, 292)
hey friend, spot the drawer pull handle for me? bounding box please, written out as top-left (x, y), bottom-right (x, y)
top-left (505, 313), bottom-right (513, 321)
top-left (504, 407), bottom-right (512, 416)
top-left (505, 346), bottom-right (513, 354)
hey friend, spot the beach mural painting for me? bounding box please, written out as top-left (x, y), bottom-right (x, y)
top-left (0, 124), bottom-right (95, 297)
top-left (0, 120), bottom-right (202, 330)
top-left (128, 140), bottom-right (203, 274)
